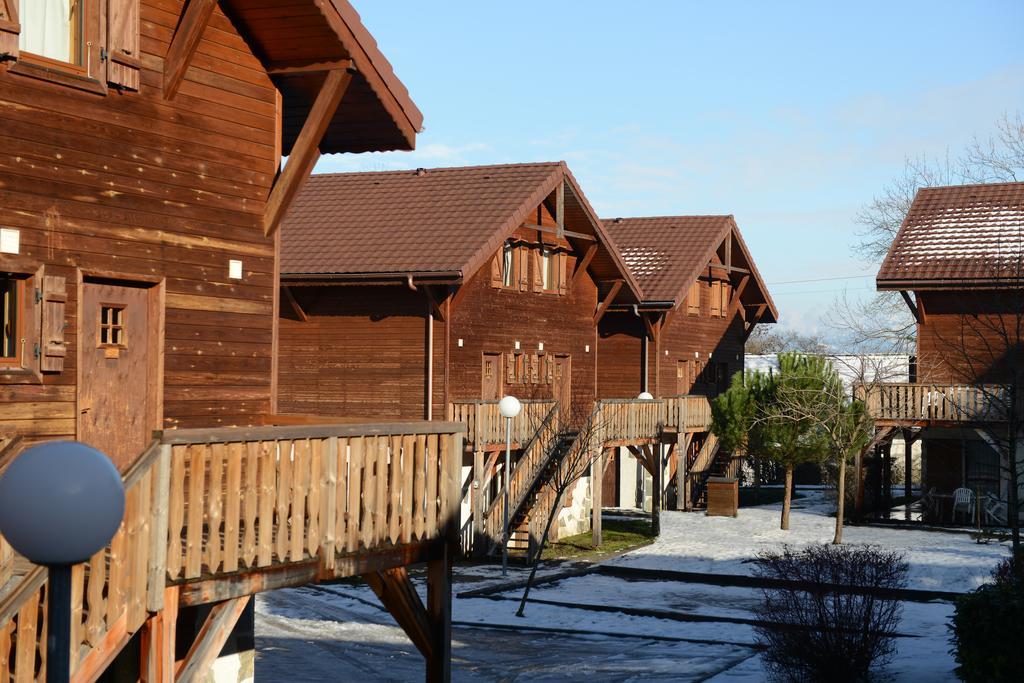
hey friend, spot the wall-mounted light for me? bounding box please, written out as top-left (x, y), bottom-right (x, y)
top-left (0, 228), bottom-right (20, 255)
top-left (228, 259), bottom-right (243, 280)
top-left (457, 338), bottom-right (464, 348)
top-left (514, 341), bottom-right (521, 351)
top-left (538, 342), bottom-right (544, 351)
top-left (585, 344), bottom-right (590, 353)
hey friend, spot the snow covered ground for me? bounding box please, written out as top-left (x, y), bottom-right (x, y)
top-left (255, 490), bottom-right (1012, 681)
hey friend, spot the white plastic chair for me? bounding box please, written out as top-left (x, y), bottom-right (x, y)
top-left (952, 487), bottom-right (975, 524)
top-left (983, 493), bottom-right (1008, 526)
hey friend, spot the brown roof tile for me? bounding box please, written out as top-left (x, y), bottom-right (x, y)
top-left (877, 182), bottom-right (1024, 287)
top-left (603, 215), bottom-right (777, 321)
top-left (280, 163), bottom-right (643, 299)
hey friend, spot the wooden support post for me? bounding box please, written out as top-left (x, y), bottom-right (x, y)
top-left (426, 540), bottom-right (452, 683)
top-left (364, 567), bottom-right (433, 658)
top-left (263, 68), bottom-right (354, 236)
top-left (140, 587), bottom-right (178, 683)
top-left (592, 448), bottom-right (605, 547)
top-left (572, 244), bottom-right (598, 287)
top-left (555, 181), bottom-right (565, 238)
top-left (593, 280), bottom-right (624, 325)
top-left (175, 595), bottom-right (251, 682)
top-left (472, 450), bottom-right (485, 558)
top-left (676, 434), bottom-right (690, 511)
top-left (650, 445), bottom-right (661, 536)
top-left (902, 429), bottom-right (913, 502)
top-left (163, 0), bottom-right (217, 99)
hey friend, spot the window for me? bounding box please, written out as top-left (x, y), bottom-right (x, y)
top-left (502, 242), bottom-right (515, 288)
top-left (710, 282), bottom-right (722, 317)
top-left (1, 276), bottom-right (22, 365)
top-left (19, 0), bottom-right (85, 65)
top-left (99, 305), bottom-right (126, 347)
top-left (541, 248), bottom-right (555, 292)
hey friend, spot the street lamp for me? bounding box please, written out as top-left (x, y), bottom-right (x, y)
top-left (638, 392), bottom-right (654, 400)
top-left (0, 442), bottom-right (125, 683)
top-left (498, 395), bottom-right (522, 576)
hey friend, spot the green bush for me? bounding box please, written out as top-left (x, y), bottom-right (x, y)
top-left (950, 553), bottom-right (1024, 682)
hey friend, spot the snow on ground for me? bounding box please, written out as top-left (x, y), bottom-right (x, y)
top-left (255, 489), bottom-right (1011, 681)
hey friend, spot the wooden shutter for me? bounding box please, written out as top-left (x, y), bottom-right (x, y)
top-left (506, 353), bottom-right (516, 383)
top-left (532, 249), bottom-right (544, 293)
top-left (40, 274), bottom-right (67, 373)
top-left (0, 0), bottom-right (18, 61)
top-left (107, 0), bottom-right (141, 90)
top-left (557, 252), bottom-right (568, 295)
top-left (517, 247), bottom-right (529, 291)
top-left (490, 253), bottom-right (502, 288)
top-left (530, 354), bottom-right (539, 383)
top-left (710, 282), bottom-right (720, 317)
top-left (687, 282), bottom-right (700, 315)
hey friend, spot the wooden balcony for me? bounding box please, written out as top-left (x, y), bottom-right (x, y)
top-left (0, 421), bottom-right (464, 682)
top-left (447, 399), bottom-right (556, 451)
top-left (857, 382), bottom-right (1010, 427)
top-left (663, 395), bottom-right (713, 433)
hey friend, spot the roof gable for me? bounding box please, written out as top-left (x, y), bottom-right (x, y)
top-left (603, 215), bottom-right (777, 321)
top-left (877, 182), bottom-right (1024, 288)
top-left (280, 162), bottom-right (642, 299)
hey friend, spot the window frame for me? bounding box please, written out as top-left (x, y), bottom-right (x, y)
top-left (501, 241), bottom-right (516, 289)
top-left (10, 0), bottom-right (108, 95)
top-left (541, 247), bottom-right (557, 293)
top-left (0, 276), bottom-right (25, 368)
top-left (98, 303), bottom-right (127, 349)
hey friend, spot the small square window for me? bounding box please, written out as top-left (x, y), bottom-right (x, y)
top-left (99, 305), bottom-right (126, 347)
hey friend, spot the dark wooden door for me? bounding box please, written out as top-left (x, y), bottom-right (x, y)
top-left (602, 450), bottom-right (619, 507)
top-left (553, 355), bottom-right (571, 420)
top-left (481, 353), bottom-right (501, 400)
top-left (79, 282), bottom-right (154, 471)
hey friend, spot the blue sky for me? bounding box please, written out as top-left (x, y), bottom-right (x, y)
top-left (316, 1), bottom-right (1024, 336)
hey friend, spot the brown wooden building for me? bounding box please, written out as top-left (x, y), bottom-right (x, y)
top-left (0, 3), bottom-right (467, 682)
top-left (596, 215), bottom-right (777, 509)
top-left (277, 162), bottom-right (642, 422)
top-left (865, 182), bottom-right (1024, 519)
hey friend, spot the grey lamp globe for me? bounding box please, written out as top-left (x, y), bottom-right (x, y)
top-left (0, 441), bottom-right (125, 565)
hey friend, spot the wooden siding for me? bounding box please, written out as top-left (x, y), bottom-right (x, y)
top-left (277, 286), bottom-right (429, 421)
top-left (915, 290), bottom-right (1023, 385)
top-left (0, 1), bottom-right (278, 445)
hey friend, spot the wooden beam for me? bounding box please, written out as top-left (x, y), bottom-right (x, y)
top-left (426, 542), bottom-right (453, 682)
top-left (594, 279), bottom-right (624, 325)
top-left (282, 285), bottom-right (308, 322)
top-left (900, 290), bottom-right (924, 324)
top-left (708, 263), bottom-right (749, 274)
top-left (522, 223), bottom-right (596, 242)
top-left (71, 613), bottom-right (131, 683)
top-left (742, 304), bottom-right (767, 342)
top-left (572, 244), bottom-right (598, 287)
top-left (268, 58), bottom-right (354, 75)
top-left (163, 0), bottom-right (217, 100)
top-left (555, 181), bottom-right (565, 238)
top-left (176, 596), bottom-right (251, 682)
top-left (364, 567), bottom-right (434, 659)
top-left (264, 68), bottom-right (354, 237)
top-left (728, 275), bottom-right (751, 318)
top-left (628, 445), bottom-right (654, 477)
top-left (725, 232), bottom-right (733, 270)
top-left (140, 587), bottom-right (178, 683)
top-left (423, 286), bottom-right (446, 323)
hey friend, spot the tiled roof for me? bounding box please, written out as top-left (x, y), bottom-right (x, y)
top-left (603, 215), bottom-right (777, 320)
top-left (280, 163), bottom-right (643, 300)
top-left (878, 182), bottom-right (1024, 286)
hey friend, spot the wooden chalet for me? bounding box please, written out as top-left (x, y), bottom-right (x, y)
top-left (0, 2), bottom-right (464, 681)
top-left (277, 161), bottom-right (658, 558)
top-left (597, 216), bottom-right (777, 512)
top-left (860, 182), bottom-right (1024, 522)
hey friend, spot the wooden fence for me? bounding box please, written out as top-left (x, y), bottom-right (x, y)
top-left (857, 383), bottom-right (1009, 423)
top-left (0, 421), bottom-right (463, 681)
top-left (448, 400), bottom-right (556, 451)
top-left (598, 399), bottom-right (664, 444)
top-left (663, 395), bottom-right (713, 432)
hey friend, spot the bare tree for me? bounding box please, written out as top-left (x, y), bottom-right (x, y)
top-left (516, 400), bottom-right (609, 617)
top-left (746, 326), bottom-right (832, 355)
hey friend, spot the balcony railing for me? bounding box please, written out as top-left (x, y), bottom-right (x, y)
top-left (856, 382), bottom-right (1010, 424)
top-left (0, 421), bottom-right (464, 681)
top-left (663, 395), bottom-right (713, 432)
top-left (448, 399), bottom-right (556, 450)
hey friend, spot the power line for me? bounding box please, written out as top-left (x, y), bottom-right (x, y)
top-left (767, 273), bottom-right (874, 286)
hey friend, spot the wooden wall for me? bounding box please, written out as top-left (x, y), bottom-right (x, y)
top-left (0, 0), bottom-right (279, 444)
top-left (598, 278), bottom-right (746, 399)
top-left (915, 290), bottom-right (1024, 385)
top-left (278, 286), bottom-right (429, 421)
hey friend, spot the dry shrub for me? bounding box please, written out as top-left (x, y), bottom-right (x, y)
top-left (753, 544), bottom-right (908, 682)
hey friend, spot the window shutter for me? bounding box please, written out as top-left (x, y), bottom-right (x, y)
top-left (530, 354), bottom-right (539, 383)
top-left (557, 252), bottom-right (568, 295)
top-left (517, 247), bottom-right (530, 291)
top-left (107, 0), bottom-right (141, 91)
top-left (490, 253), bottom-right (502, 288)
top-left (506, 353), bottom-right (516, 383)
top-left (0, 0), bottom-right (19, 61)
top-left (40, 274), bottom-right (67, 373)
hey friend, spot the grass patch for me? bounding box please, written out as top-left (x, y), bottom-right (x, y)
top-left (739, 487), bottom-right (804, 507)
top-left (541, 518), bottom-right (657, 563)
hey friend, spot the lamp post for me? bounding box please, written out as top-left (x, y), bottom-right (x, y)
top-left (498, 395), bottom-right (522, 576)
top-left (0, 441), bottom-right (125, 683)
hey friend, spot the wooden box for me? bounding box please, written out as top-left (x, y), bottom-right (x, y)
top-left (706, 477), bottom-right (739, 517)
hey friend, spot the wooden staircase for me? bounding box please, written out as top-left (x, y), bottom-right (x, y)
top-left (0, 421), bottom-right (464, 682)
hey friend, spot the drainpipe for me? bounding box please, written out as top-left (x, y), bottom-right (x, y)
top-left (426, 300), bottom-right (433, 421)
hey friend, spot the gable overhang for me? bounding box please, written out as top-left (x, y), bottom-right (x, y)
top-left (224, 0), bottom-right (423, 155)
